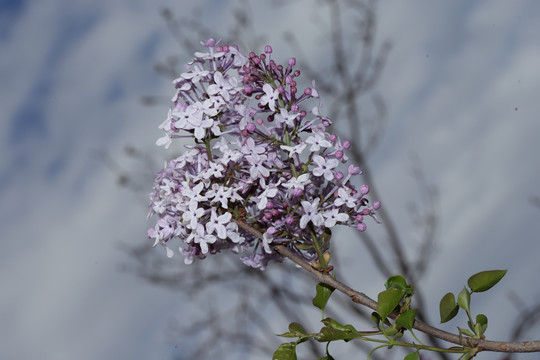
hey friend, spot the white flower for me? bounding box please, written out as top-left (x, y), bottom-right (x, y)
top-left (182, 202), bottom-right (205, 229)
top-left (275, 108), bottom-right (299, 128)
top-left (156, 134), bottom-right (172, 149)
top-left (257, 178), bottom-right (281, 210)
top-left (246, 154), bottom-right (270, 179)
top-left (259, 83), bottom-right (279, 112)
top-left (305, 132), bottom-right (332, 152)
top-left (181, 181), bottom-right (207, 206)
top-left (280, 143), bottom-right (307, 157)
top-left (334, 187), bottom-right (357, 208)
top-left (206, 184), bottom-right (232, 209)
top-left (203, 161), bottom-right (225, 179)
top-left (241, 137), bottom-right (265, 156)
top-left (226, 222), bottom-right (245, 244)
top-left (207, 71), bottom-right (236, 101)
top-left (205, 209), bottom-right (232, 239)
top-left (262, 231), bottom-right (273, 253)
top-left (187, 114), bottom-right (214, 140)
top-left (188, 224), bottom-right (217, 254)
top-left (282, 173), bottom-right (311, 190)
top-left (300, 198), bottom-right (324, 229)
top-left (322, 208), bottom-right (349, 228)
top-left (312, 155), bottom-right (338, 181)
top-left (220, 148), bottom-right (243, 166)
top-left (178, 63), bottom-right (210, 83)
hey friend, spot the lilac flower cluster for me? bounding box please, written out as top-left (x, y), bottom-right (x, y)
top-left (147, 39), bottom-right (380, 269)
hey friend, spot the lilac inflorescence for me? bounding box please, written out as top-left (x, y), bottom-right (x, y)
top-left (147, 39), bottom-right (380, 269)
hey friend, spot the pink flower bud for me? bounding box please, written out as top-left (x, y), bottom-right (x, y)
top-left (266, 201), bottom-right (274, 209)
top-left (293, 188), bottom-right (303, 197)
top-left (335, 171), bottom-right (344, 180)
top-left (204, 38), bottom-right (216, 47)
top-left (267, 226), bottom-right (276, 234)
top-left (288, 57), bottom-right (296, 67)
top-left (286, 216), bottom-right (295, 224)
top-left (246, 123), bottom-right (256, 132)
top-left (357, 222), bottom-right (367, 232)
top-left (256, 118), bottom-right (264, 125)
top-left (355, 214), bottom-right (364, 222)
top-left (343, 140), bottom-right (351, 149)
top-left (360, 184), bottom-right (369, 195)
top-left (373, 201), bottom-right (381, 210)
top-left (347, 164), bottom-right (362, 175)
top-left (334, 150), bottom-right (343, 159)
top-left (265, 45), bottom-right (273, 54)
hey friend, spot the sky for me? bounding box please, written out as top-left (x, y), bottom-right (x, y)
top-left (1, 0), bottom-right (540, 359)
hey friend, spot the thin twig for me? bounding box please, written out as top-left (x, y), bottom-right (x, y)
top-left (271, 243), bottom-right (540, 353)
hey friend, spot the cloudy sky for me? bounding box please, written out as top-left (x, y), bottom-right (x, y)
top-left (1, 0), bottom-right (540, 359)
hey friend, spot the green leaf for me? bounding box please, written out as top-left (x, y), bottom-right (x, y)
top-left (385, 275), bottom-right (408, 290)
top-left (315, 326), bottom-right (359, 342)
top-left (467, 270), bottom-right (507, 293)
top-left (457, 287), bottom-right (471, 312)
top-left (396, 309), bottom-right (417, 330)
top-left (404, 352), bottom-right (420, 360)
top-left (313, 283), bottom-right (335, 312)
top-left (371, 312), bottom-right (383, 326)
top-left (385, 275), bottom-right (414, 295)
top-left (276, 331), bottom-right (297, 338)
top-left (377, 288), bottom-right (405, 319)
top-left (457, 327), bottom-right (474, 337)
top-left (288, 322), bottom-right (307, 336)
top-left (272, 343), bottom-right (297, 360)
top-left (440, 292), bottom-right (459, 323)
top-left (321, 318), bottom-right (357, 332)
top-left (475, 314), bottom-right (488, 336)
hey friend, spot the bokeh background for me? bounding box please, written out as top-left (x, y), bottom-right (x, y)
top-left (2, 0), bottom-right (540, 359)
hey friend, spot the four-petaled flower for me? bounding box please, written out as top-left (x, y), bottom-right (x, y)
top-left (322, 209), bottom-right (349, 228)
top-left (300, 198), bottom-right (324, 229)
top-left (312, 155), bottom-right (339, 181)
top-left (206, 209), bottom-right (232, 239)
top-left (260, 83), bottom-right (279, 112)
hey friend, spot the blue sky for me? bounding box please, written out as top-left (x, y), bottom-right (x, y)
top-left (1, 1), bottom-right (540, 359)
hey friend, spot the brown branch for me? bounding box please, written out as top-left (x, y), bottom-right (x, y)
top-left (234, 219), bottom-right (540, 352)
top-left (270, 244), bottom-right (540, 353)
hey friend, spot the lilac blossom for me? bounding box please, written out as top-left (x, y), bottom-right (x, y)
top-left (147, 39), bottom-right (379, 269)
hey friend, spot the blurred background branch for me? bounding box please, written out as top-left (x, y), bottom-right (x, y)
top-left (105, 0), bottom-right (540, 358)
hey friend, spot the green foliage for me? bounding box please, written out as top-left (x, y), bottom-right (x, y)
top-left (313, 283), bottom-right (335, 314)
top-left (404, 351), bottom-right (420, 360)
top-left (438, 269), bottom-right (506, 342)
top-left (467, 270), bottom-right (507, 293)
top-left (439, 292), bottom-right (459, 323)
top-left (457, 287), bottom-right (471, 312)
top-left (274, 270), bottom-right (508, 359)
top-left (272, 342), bottom-right (297, 360)
top-left (377, 288), bottom-right (406, 320)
